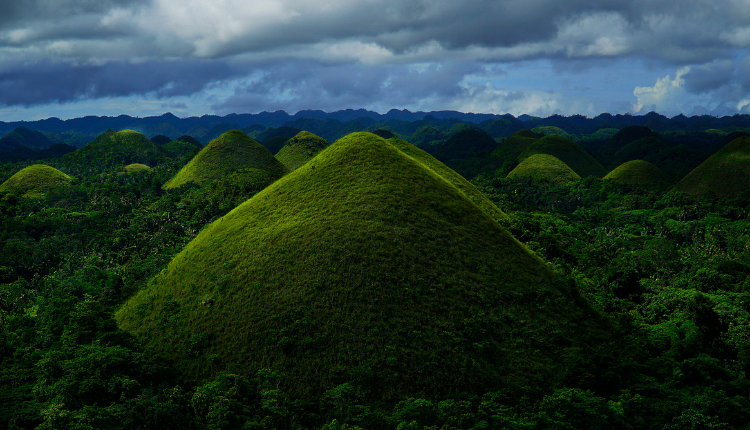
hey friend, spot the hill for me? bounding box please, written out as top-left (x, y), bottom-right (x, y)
top-left (0, 164), bottom-right (71, 198)
top-left (676, 136), bottom-right (750, 198)
top-left (491, 129), bottom-right (544, 163)
top-left (599, 125), bottom-right (661, 156)
top-left (431, 128), bottom-right (498, 161)
top-left (518, 135), bottom-right (607, 178)
top-left (611, 136), bottom-right (670, 166)
top-left (62, 129), bottom-right (167, 173)
top-left (117, 132), bottom-right (603, 401)
top-left (507, 154), bottom-right (580, 185)
top-left (275, 131), bottom-right (329, 171)
top-left (603, 160), bottom-right (668, 185)
top-left (163, 130), bottom-right (288, 190)
top-left (0, 126), bottom-right (53, 152)
top-left (122, 163), bottom-right (152, 173)
top-left (162, 136), bottom-right (202, 159)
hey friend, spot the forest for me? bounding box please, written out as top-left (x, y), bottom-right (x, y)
top-left (0, 111), bottom-right (748, 430)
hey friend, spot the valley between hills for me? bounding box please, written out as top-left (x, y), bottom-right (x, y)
top-left (0, 111), bottom-right (748, 429)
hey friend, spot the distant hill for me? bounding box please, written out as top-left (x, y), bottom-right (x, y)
top-left (611, 136), bottom-right (671, 166)
top-left (62, 129), bottom-right (168, 174)
top-left (491, 129), bottom-right (544, 163)
top-left (599, 125), bottom-right (661, 157)
top-left (507, 154), bottom-right (580, 185)
top-left (163, 130), bottom-right (288, 190)
top-left (431, 128), bottom-right (498, 161)
top-left (162, 136), bottom-right (202, 159)
top-left (0, 126), bottom-right (53, 151)
top-left (0, 164), bottom-right (71, 198)
top-left (275, 131), bottom-right (329, 171)
top-left (518, 135), bottom-right (607, 178)
top-left (122, 163), bottom-right (152, 173)
top-left (408, 125), bottom-right (449, 148)
top-left (150, 135), bottom-right (172, 145)
top-left (117, 131), bottom-right (603, 400)
top-left (676, 136), bottom-right (750, 198)
top-left (604, 160), bottom-right (669, 185)
top-left (531, 125), bottom-right (576, 141)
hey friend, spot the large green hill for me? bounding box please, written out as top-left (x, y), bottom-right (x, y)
top-left (603, 160), bottom-right (668, 185)
top-left (63, 129), bottom-right (167, 173)
top-left (518, 135), bottom-right (607, 178)
top-left (275, 131), bottom-right (328, 171)
top-left (491, 129), bottom-right (544, 163)
top-left (507, 154), bottom-right (580, 185)
top-left (0, 164), bottom-right (71, 198)
top-left (676, 136), bottom-right (750, 198)
top-left (163, 130), bottom-right (288, 190)
top-left (117, 132), bottom-right (602, 400)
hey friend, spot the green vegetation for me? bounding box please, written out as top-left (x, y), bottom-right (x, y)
top-left (604, 160), bottom-right (668, 185)
top-left (122, 163), bottom-right (152, 173)
top-left (507, 154), bottom-right (580, 185)
top-left (162, 136), bottom-right (201, 159)
top-left (0, 164), bottom-right (71, 198)
top-left (275, 131), bottom-right (329, 171)
top-left (62, 129), bottom-right (167, 175)
top-left (491, 129), bottom-right (543, 163)
top-left (519, 135), bottom-right (607, 178)
top-left (117, 132), bottom-right (599, 400)
top-left (531, 125), bottom-right (575, 140)
top-left (676, 136), bottom-right (750, 198)
top-left (163, 130), bottom-right (288, 190)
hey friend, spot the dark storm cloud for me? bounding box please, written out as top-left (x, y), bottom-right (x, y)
top-left (683, 60), bottom-right (736, 94)
top-left (0, 60), bottom-right (241, 106)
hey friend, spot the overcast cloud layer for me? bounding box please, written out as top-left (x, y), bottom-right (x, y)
top-left (0, 0), bottom-right (748, 119)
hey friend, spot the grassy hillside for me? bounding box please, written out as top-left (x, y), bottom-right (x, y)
top-left (491, 129), bottom-right (544, 163)
top-left (531, 125), bottom-right (575, 141)
top-left (0, 164), bottom-right (71, 197)
top-left (275, 131), bottom-right (328, 171)
top-left (611, 137), bottom-right (670, 166)
top-left (519, 135), bottom-right (607, 178)
top-left (507, 154), bottom-right (580, 185)
top-left (117, 132), bottom-right (603, 401)
top-left (676, 136), bottom-right (750, 198)
top-left (603, 160), bottom-right (668, 185)
top-left (163, 130), bottom-right (288, 190)
top-left (122, 163), bottom-right (152, 173)
top-left (63, 129), bottom-right (168, 174)
top-left (162, 136), bottom-right (202, 159)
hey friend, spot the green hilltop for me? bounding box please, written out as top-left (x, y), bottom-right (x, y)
top-left (0, 164), bottom-right (71, 198)
top-left (604, 160), bottom-right (668, 185)
top-left (63, 129), bottom-right (167, 173)
top-left (162, 135), bottom-right (202, 159)
top-left (116, 132), bottom-right (602, 400)
top-left (122, 163), bottom-right (152, 173)
top-left (491, 129), bottom-right (544, 163)
top-left (518, 135), bottom-right (607, 178)
top-left (676, 136), bottom-right (750, 198)
top-left (507, 154), bottom-right (580, 185)
top-left (275, 131), bottom-right (329, 171)
top-left (163, 130), bottom-right (288, 190)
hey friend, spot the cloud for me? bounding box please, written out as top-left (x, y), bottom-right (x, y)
top-left (633, 67), bottom-right (690, 114)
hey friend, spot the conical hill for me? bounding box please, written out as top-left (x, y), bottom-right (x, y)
top-left (117, 132), bottom-right (604, 400)
top-left (275, 131), bottom-right (329, 171)
top-left (0, 164), bottom-right (71, 198)
top-left (507, 154), bottom-right (580, 185)
top-left (519, 135), bottom-right (607, 178)
top-left (676, 136), bottom-right (749, 198)
top-left (163, 130), bottom-right (288, 190)
top-left (604, 160), bottom-right (668, 185)
top-left (162, 136), bottom-right (202, 159)
top-left (122, 163), bottom-right (152, 173)
top-left (491, 129), bottom-right (543, 162)
top-left (63, 129), bottom-right (167, 173)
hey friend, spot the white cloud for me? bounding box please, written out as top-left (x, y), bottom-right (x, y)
top-left (633, 66), bottom-right (690, 113)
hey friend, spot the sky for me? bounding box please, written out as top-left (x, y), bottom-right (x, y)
top-left (0, 0), bottom-right (748, 121)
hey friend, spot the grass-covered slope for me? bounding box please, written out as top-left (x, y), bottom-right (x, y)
top-left (117, 132), bottom-right (602, 400)
top-left (386, 136), bottom-right (507, 221)
top-left (163, 130), bottom-right (288, 190)
top-left (519, 135), bottom-right (607, 178)
top-left (122, 163), bottom-right (152, 173)
top-left (676, 136), bottom-right (750, 198)
top-left (275, 131), bottom-right (328, 171)
top-left (162, 136), bottom-right (202, 159)
top-left (63, 129), bottom-right (167, 173)
top-left (507, 154), bottom-right (580, 185)
top-left (604, 160), bottom-right (668, 185)
top-left (0, 164), bottom-right (71, 197)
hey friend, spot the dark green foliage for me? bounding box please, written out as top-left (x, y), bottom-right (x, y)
top-left (519, 135), bottom-right (607, 178)
top-left (150, 135), bottom-right (172, 145)
top-left (431, 128), bottom-right (498, 161)
top-left (0, 127), bottom-right (53, 151)
top-left (677, 136), bottom-right (750, 199)
top-left (62, 130), bottom-right (168, 175)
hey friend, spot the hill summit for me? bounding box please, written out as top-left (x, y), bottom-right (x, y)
top-left (0, 164), bottom-right (71, 197)
top-left (63, 129), bottom-right (167, 173)
top-left (507, 154), bottom-right (580, 185)
top-left (163, 130), bottom-right (288, 190)
top-left (117, 132), bottom-right (603, 400)
top-left (275, 131), bottom-right (328, 171)
top-left (518, 135), bottom-right (607, 178)
top-left (604, 160), bottom-right (668, 185)
top-left (676, 136), bottom-right (749, 198)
